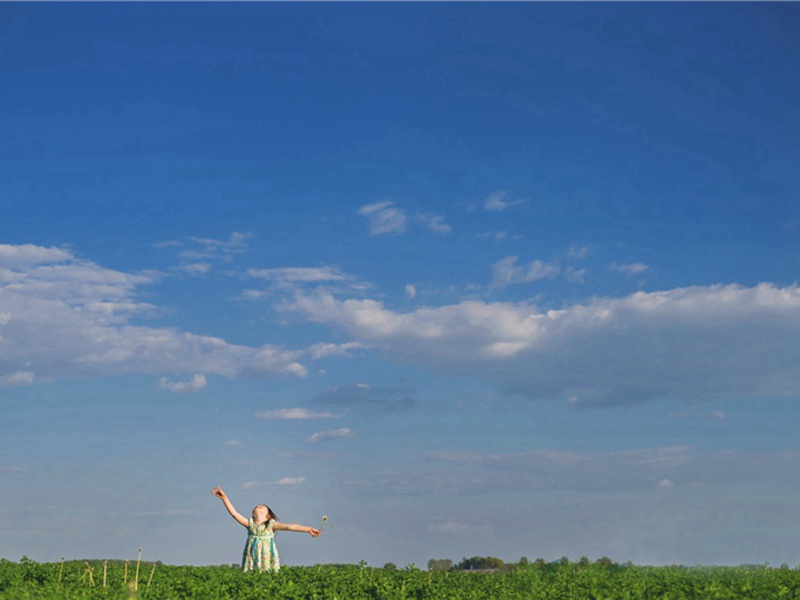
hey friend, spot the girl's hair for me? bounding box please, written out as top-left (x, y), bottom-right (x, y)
top-left (254, 504), bottom-right (279, 522)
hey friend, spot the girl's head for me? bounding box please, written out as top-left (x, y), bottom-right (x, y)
top-left (252, 504), bottom-right (278, 523)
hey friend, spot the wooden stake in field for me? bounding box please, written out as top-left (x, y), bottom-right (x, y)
top-left (81, 562), bottom-right (95, 587)
top-left (134, 547), bottom-right (142, 591)
top-left (147, 563), bottom-right (157, 588)
top-left (103, 560), bottom-right (107, 588)
top-left (58, 556), bottom-right (65, 583)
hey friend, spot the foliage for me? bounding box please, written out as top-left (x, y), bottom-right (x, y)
top-left (428, 559), bottom-right (453, 572)
top-left (454, 556), bottom-right (507, 571)
top-left (3, 557), bottom-right (800, 599)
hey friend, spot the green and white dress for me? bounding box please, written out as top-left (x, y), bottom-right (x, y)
top-left (242, 518), bottom-right (280, 573)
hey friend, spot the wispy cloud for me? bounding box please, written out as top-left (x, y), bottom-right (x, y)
top-left (0, 371), bottom-right (35, 387)
top-left (357, 202), bottom-right (451, 236)
top-left (567, 245), bottom-right (590, 260)
top-left (308, 428), bottom-right (356, 442)
top-left (178, 262), bottom-right (213, 276)
top-left (183, 232), bottom-right (251, 261)
top-left (307, 342), bottom-right (362, 360)
top-left (242, 266), bottom-right (366, 299)
top-left (242, 476), bottom-right (307, 490)
top-left (417, 213), bottom-right (451, 234)
top-left (358, 201), bottom-right (407, 236)
top-left (427, 522), bottom-right (485, 535)
top-left (312, 383), bottom-right (415, 411)
top-left (159, 232), bottom-right (251, 274)
top-left (491, 256), bottom-right (560, 287)
top-left (158, 373), bottom-right (207, 393)
top-left (365, 445), bottom-right (800, 497)
top-left (610, 262), bottom-right (649, 276)
top-left (0, 465), bottom-right (25, 473)
top-left (483, 191), bottom-right (523, 212)
top-left (563, 266), bottom-right (589, 284)
top-left (247, 266), bottom-right (352, 284)
top-left (255, 408), bottom-right (340, 420)
top-left (476, 230), bottom-right (510, 241)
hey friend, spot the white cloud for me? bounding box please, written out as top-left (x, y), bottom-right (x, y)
top-left (255, 408), bottom-right (339, 420)
top-left (276, 477), bottom-right (306, 485)
top-left (0, 371), bottom-right (35, 387)
top-left (564, 266), bottom-right (589, 284)
top-left (243, 266), bottom-right (365, 299)
top-left (162, 232), bottom-right (251, 270)
top-left (476, 231), bottom-right (509, 241)
top-left (287, 283), bottom-right (800, 406)
top-left (483, 191), bottom-right (522, 212)
top-left (179, 262), bottom-right (213, 276)
top-left (358, 201), bottom-right (407, 236)
top-left (567, 245), bottom-right (590, 260)
top-left (417, 213), bottom-right (451, 234)
top-left (247, 266), bottom-right (352, 283)
top-left (158, 373), bottom-right (207, 393)
top-left (183, 232), bottom-right (251, 261)
top-left (357, 203), bottom-right (451, 236)
top-left (0, 244), bottom-right (73, 267)
top-left (610, 262), bottom-right (649, 276)
top-left (491, 256), bottom-right (560, 287)
top-left (243, 477), bottom-right (307, 490)
top-left (307, 342), bottom-right (361, 360)
top-left (0, 244), bottom-right (308, 384)
top-left (226, 440), bottom-right (243, 447)
top-left (657, 479), bottom-right (676, 488)
top-left (405, 284), bottom-right (417, 299)
top-left (308, 428), bottom-right (355, 442)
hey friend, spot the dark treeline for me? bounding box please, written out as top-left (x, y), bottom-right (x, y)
top-left (424, 556), bottom-right (620, 572)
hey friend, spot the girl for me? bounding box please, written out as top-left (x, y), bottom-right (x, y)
top-left (211, 486), bottom-right (321, 573)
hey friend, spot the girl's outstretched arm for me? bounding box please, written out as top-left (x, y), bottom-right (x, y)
top-left (211, 486), bottom-right (248, 527)
top-left (273, 521), bottom-right (322, 537)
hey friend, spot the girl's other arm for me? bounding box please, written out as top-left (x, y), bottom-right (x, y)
top-left (211, 486), bottom-right (249, 527)
top-left (273, 522), bottom-right (321, 537)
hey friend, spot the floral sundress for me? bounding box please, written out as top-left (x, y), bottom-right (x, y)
top-left (242, 518), bottom-right (280, 573)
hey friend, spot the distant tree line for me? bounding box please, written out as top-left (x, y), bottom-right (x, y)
top-left (424, 556), bottom-right (620, 572)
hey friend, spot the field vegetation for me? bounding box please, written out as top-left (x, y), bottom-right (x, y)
top-left (3, 555), bottom-right (800, 599)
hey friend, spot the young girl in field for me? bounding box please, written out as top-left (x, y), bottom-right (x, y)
top-left (211, 486), bottom-right (321, 573)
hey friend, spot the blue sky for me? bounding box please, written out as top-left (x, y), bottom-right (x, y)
top-left (2, 2), bottom-right (800, 568)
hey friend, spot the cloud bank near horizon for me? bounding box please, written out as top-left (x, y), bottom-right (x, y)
top-left (4, 243), bottom-right (800, 410)
top-left (288, 283), bottom-right (800, 406)
top-left (0, 244), bottom-right (308, 385)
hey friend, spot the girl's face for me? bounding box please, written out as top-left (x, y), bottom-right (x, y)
top-left (252, 504), bottom-right (270, 522)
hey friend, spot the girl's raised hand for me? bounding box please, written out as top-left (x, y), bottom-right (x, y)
top-left (309, 528), bottom-right (321, 538)
top-left (211, 486), bottom-right (227, 499)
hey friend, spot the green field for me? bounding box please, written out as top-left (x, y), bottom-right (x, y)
top-left (3, 557), bottom-right (800, 599)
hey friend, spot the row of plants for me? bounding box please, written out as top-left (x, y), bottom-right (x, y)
top-left (2, 556), bottom-right (800, 599)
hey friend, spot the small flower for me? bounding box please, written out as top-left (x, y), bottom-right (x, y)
top-left (319, 515), bottom-right (331, 531)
